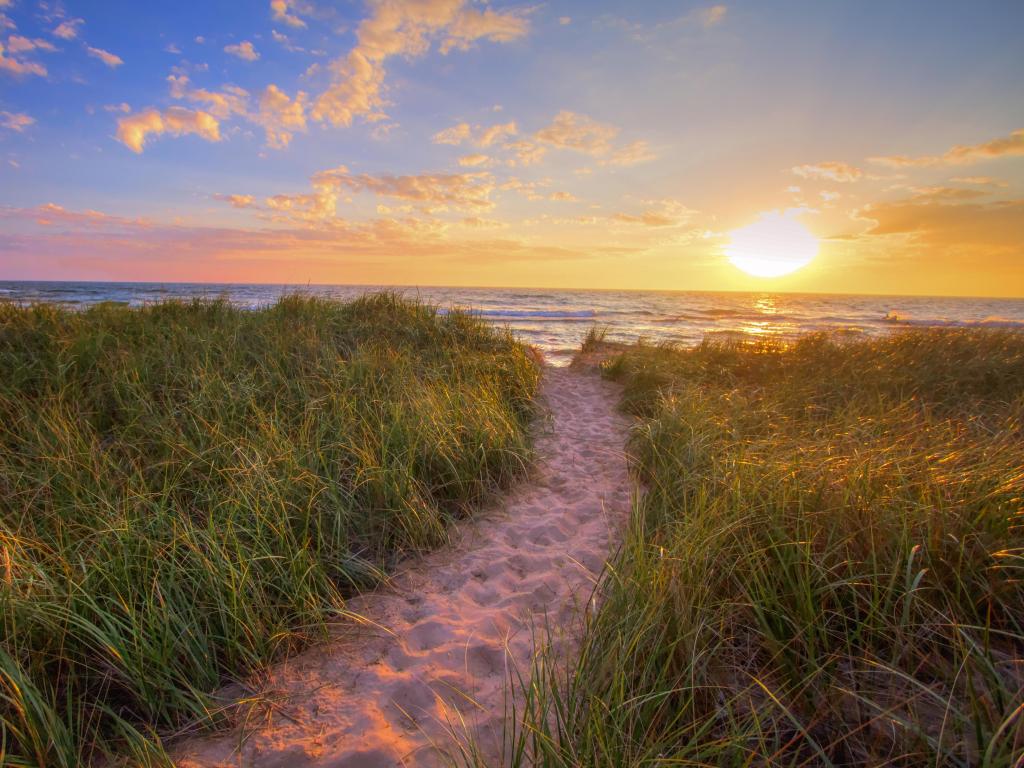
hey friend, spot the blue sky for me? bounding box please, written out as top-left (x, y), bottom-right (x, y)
top-left (1, 0), bottom-right (1023, 294)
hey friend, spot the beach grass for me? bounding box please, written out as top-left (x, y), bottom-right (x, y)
top-left (512, 329), bottom-right (1024, 766)
top-left (0, 293), bottom-right (539, 766)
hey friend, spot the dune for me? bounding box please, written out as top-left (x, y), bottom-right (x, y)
top-left (174, 362), bottom-right (632, 767)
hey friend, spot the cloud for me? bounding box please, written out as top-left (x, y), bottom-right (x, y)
top-left (271, 0), bottom-right (308, 28)
top-left (86, 46), bottom-right (123, 68)
top-left (433, 120), bottom-right (516, 147)
top-left (504, 140), bottom-right (546, 166)
top-left (52, 18), bottom-right (84, 40)
top-left (164, 43), bottom-right (182, 54)
top-left (549, 191), bottom-right (577, 201)
top-left (791, 160), bottom-right (863, 182)
top-left (859, 196), bottom-right (1024, 250)
top-left (535, 110), bottom-right (618, 155)
top-left (603, 139), bottom-right (656, 167)
top-left (0, 110), bottom-right (34, 131)
top-left (214, 194), bottom-right (257, 208)
top-left (0, 40), bottom-right (47, 76)
top-left (700, 5), bottom-right (728, 27)
top-left (224, 40), bottom-right (259, 61)
top-left (558, 16), bottom-right (571, 25)
top-left (609, 199), bottom-right (694, 227)
top-left (7, 35), bottom-right (57, 53)
top-left (312, 0), bottom-right (528, 129)
top-left (257, 84), bottom-right (307, 148)
top-left (312, 166), bottom-right (496, 211)
top-left (168, 74), bottom-right (249, 119)
top-left (950, 176), bottom-right (1008, 187)
top-left (457, 153), bottom-right (490, 167)
top-left (116, 106), bottom-right (221, 153)
top-left (870, 128), bottom-right (1024, 167)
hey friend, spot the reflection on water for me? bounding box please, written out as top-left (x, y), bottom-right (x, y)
top-left (3, 281), bottom-right (1024, 366)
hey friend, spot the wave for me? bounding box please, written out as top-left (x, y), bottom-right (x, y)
top-left (884, 311), bottom-right (1024, 329)
top-left (470, 308), bottom-right (598, 319)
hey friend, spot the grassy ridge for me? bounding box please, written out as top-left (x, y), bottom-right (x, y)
top-left (518, 330), bottom-right (1024, 766)
top-left (0, 294), bottom-right (539, 766)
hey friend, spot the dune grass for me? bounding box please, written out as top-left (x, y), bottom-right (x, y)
top-left (0, 293), bottom-right (539, 766)
top-left (514, 329), bottom-right (1024, 766)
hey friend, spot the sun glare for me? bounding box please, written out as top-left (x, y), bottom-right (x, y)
top-left (725, 212), bottom-right (820, 278)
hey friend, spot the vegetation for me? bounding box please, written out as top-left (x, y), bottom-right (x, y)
top-left (0, 294), bottom-right (539, 766)
top-left (515, 329), bottom-right (1024, 766)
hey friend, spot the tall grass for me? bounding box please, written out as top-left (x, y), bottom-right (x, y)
top-left (515, 330), bottom-right (1024, 766)
top-left (0, 293), bottom-right (539, 766)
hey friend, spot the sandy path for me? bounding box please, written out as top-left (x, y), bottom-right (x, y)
top-left (174, 365), bottom-right (631, 768)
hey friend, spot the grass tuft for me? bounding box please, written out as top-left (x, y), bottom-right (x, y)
top-left (513, 329), bottom-right (1024, 767)
top-left (0, 293), bottom-right (539, 766)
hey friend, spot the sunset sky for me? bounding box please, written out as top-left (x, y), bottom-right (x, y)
top-left (1, 0), bottom-right (1022, 296)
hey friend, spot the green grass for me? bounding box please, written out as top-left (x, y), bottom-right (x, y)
top-left (0, 293), bottom-right (540, 766)
top-left (513, 329), bottom-right (1024, 767)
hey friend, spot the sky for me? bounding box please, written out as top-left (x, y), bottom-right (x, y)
top-left (0, 0), bottom-right (1022, 296)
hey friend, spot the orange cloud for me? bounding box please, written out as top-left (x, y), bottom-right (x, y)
top-left (51, 18), bottom-right (83, 40)
top-left (0, 39), bottom-right (47, 76)
top-left (870, 128), bottom-right (1024, 167)
top-left (313, 0), bottom-right (528, 129)
top-left (224, 41), bottom-right (259, 61)
top-left (535, 110), bottom-right (618, 155)
top-left (701, 5), bottom-right (728, 27)
top-left (270, 0), bottom-right (307, 28)
top-left (168, 75), bottom-right (249, 119)
top-left (791, 160), bottom-right (863, 182)
top-left (6, 35), bottom-right (56, 54)
top-left (257, 84), bottom-right (308, 148)
top-left (213, 194), bottom-right (257, 208)
top-left (859, 195), bottom-right (1024, 248)
top-left (312, 166), bottom-right (496, 211)
top-left (457, 153), bottom-right (490, 167)
top-left (86, 45), bottom-right (123, 67)
top-left (0, 110), bottom-right (33, 132)
top-left (116, 107), bottom-right (221, 153)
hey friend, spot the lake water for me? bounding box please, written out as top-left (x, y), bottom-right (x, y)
top-left (3, 281), bottom-right (1023, 366)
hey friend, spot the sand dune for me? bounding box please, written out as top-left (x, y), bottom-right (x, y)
top-left (174, 364), bottom-right (632, 767)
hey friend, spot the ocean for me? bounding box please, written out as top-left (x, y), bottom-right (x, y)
top-left (3, 281), bottom-right (1024, 366)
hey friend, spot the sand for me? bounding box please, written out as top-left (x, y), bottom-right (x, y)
top-left (173, 364), bottom-right (632, 767)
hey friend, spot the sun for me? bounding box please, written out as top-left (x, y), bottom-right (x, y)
top-left (724, 212), bottom-right (819, 278)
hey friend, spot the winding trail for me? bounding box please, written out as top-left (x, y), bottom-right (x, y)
top-left (175, 365), bottom-right (631, 768)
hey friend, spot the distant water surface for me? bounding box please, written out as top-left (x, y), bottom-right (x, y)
top-left (3, 281), bottom-right (1023, 366)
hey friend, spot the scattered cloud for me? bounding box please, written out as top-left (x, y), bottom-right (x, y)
top-left (224, 40), bottom-right (259, 61)
top-left (214, 193), bottom-right (257, 208)
top-left (433, 120), bottom-right (517, 147)
top-left (312, 166), bottom-right (497, 211)
top-left (536, 110), bottom-right (617, 155)
top-left (168, 74), bottom-right (249, 119)
top-left (457, 153), bottom-right (490, 167)
top-left (558, 16), bottom-right (571, 26)
top-left (870, 128), bottom-right (1024, 167)
top-left (87, 45), bottom-right (123, 68)
top-left (257, 83), bottom-right (307, 148)
top-left (270, 0), bottom-right (307, 29)
top-left (312, 0), bottom-right (528, 129)
top-left (0, 39), bottom-right (47, 76)
top-left (164, 43), bottom-right (182, 54)
top-left (603, 139), bottom-right (656, 167)
top-left (549, 191), bottom-right (577, 201)
top-left (7, 35), bottom-right (57, 54)
top-left (116, 106), bottom-right (221, 153)
top-left (0, 110), bottom-right (34, 132)
top-left (52, 18), bottom-right (84, 40)
top-left (791, 160), bottom-right (863, 182)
